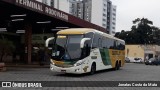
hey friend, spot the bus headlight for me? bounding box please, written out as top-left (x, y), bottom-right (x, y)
top-left (74, 60), bottom-right (85, 66)
top-left (50, 59), bottom-right (55, 65)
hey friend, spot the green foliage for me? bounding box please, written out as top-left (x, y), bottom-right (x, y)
top-left (0, 38), bottom-right (15, 62)
top-left (115, 18), bottom-right (160, 44)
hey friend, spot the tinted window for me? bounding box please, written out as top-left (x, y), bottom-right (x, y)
top-left (85, 32), bottom-right (94, 48)
top-left (92, 33), bottom-right (125, 50)
top-left (102, 36), bottom-right (125, 50)
top-left (92, 33), bottom-right (103, 48)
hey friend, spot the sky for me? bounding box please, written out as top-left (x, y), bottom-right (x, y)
top-left (111, 0), bottom-right (160, 32)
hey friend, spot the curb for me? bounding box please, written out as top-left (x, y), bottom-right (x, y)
top-left (5, 64), bottom-right (50, 68)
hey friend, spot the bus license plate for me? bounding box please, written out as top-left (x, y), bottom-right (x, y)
top-left (61, 70), bottom-right (66, 72)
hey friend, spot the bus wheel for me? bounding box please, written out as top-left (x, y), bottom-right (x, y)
top-left (119, 61), bottom-right (121, 67)
top-left (117, 62), bottom-right (120, 70)
top-left (90, 63), bottom-right (96, 75)
top-left (118, 64), bottom-right (121, 70)
top-left (114, 61), bottom-right (119, 70)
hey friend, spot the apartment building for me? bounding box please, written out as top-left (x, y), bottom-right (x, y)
top-left (70, 0), bottom-right (116, 34)
top-left (36, 0), bottom-right (70, 13)
top-left (36, 0), bottom-right (116, 34)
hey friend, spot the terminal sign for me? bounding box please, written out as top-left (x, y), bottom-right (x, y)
top-left (15, 0), bottom-right (68, 21)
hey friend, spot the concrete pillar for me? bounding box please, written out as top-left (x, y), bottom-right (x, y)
top-left (25, 23), bottom-right (32, 64)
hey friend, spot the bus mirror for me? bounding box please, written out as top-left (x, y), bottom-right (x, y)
top-left (45, 37), bottom-right (54, 47)
top-left (80, 38), bottom-right (91, 48)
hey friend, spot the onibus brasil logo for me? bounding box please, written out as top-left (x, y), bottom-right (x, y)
top-left (2, 82), bottom-right (42, 87)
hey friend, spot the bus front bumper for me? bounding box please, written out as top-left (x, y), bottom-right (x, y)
top-left (50, 64), bottom-right (83, 74)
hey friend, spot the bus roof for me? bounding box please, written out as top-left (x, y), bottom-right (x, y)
top-left (57, 28), bottom-right (94, 35)
top-left (104, 33), bottom-right (125, 43)
top-left (94, 30), bottom-right (125, 43)
top-left (57, 28), bottom-right (125, 43)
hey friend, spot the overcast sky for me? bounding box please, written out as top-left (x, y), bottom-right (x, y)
top-left (111, 0), bottom-right (160, 32)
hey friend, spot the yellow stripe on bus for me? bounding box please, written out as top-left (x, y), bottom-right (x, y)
top-left (57, 28), bottom-right (94, 35)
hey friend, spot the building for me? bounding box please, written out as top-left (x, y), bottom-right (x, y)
top-left (42, 0), bottom-right (48, 5)
top-left (125, 45), bottom-right (160, 62)
top-left (69, 0), bottom-right (84, 20)
top-left (110, 5), bottom-right (116, 35)
top-left (36, 0), bottom-right (70, 13)
top-left (35, 0), bottom-right (116, 34)
top-left (125, 45), bottom-right (145, 62)
top-left (69, 0), bottom-right (116, 35)
top-left (69, 0), bottom-right (92, 22)
top-left (0, 0), bottom-right (106, 64)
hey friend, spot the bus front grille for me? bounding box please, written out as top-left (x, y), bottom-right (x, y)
top-left (55, 64), bottom-right (73, 68)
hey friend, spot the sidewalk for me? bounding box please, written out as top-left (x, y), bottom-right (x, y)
top-left (5, 63), bottom-right (50, 68)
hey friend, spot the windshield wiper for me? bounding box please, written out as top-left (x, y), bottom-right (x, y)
top-left (64, 45), bottom-right (72, 60)
top-left (60, 39), bottom-right (71, 60)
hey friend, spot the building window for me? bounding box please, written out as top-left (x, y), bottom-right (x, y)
top-left (103, 19), bottom-right (106, 22)
top-left (86, 6), bottom-right (89, 9)
top-left (107, 19), bottom-right (110, 22)
top-left (113, 18), bottom-right (116, 20)
top-left (42, 0), bottom-right (48, 5)
top-left (107, 25), bottom-right (110, 28)
top-left (103, 24), bottom-right (106, 27)
top-left (112, 31), bottom-right (116, 34)
top-left (113, 13), bottom-right (116, 16)
top-left (113, 8), bottom-right (116, 11)
top-left (103, 14), bottom-right (106, 17)
top-left (107, 8), bottom-right (110, 12)
top-left (50, 0), bottom-right (54, 7)
top-left (72, 4), bottom-right (74, 7)
top-left (112, 27), bottom-right (115, 29)
top-left (103, 9), bottom-right (106, 12)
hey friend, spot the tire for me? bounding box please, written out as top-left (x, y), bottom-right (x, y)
top-left (90, 63), bottom-right (96, 75)
top-left (119, 61), bottom-right (121, 67)
top-left (117, 62), bottom-right (120, 70)
top-left (114, 61), bottom-right (119, 70)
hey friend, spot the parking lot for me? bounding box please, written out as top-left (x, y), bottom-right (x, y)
top-left (0, 63), bottom-right (160, 90)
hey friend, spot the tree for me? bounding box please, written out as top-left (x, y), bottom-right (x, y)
top-left (152, 26), bottom-right (160, 44)
top-left (115, 18), bottom-right (157, 44)
top-left (132, 18), bottom-right (153, 44)
top-left (115, 30), bottom-right (126, 39)
top-left (133, 18), bottom-right (153, 26)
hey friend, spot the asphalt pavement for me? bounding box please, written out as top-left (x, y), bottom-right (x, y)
top-left (0, 63), bottom-right (160, 90)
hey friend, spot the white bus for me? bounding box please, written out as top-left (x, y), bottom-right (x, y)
top-left (46, 28), bottom-right (125, 74)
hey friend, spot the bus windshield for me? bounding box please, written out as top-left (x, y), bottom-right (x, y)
top-left (51, 35), bottom-right (84, 61)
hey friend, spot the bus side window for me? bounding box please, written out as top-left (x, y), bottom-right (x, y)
top-left (81, 42), bottom-right (90, 58)
top-left (98, 38), bottom-right (103, 48)
top-left (113, 40), bottom-right (118, 49)
top-left (92, 34), bottom-right (100, 49)
top-left (102, 37), bottom-right (108, 49)
top-left (117, 41), bottom-right (125, 50)
top-left (102, 37), bottom-right (105, 48)
top-left (105, 37), bottom-right (110, 49)
top-left (108, 39), bottom-right (114, 49)
top-left (81, 32), bottom-right (94, 58)
top-left (85, 32), bottom-right (93, 48)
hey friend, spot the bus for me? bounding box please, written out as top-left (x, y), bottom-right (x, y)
top-left (45, 28), bottom-right (125, 74)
